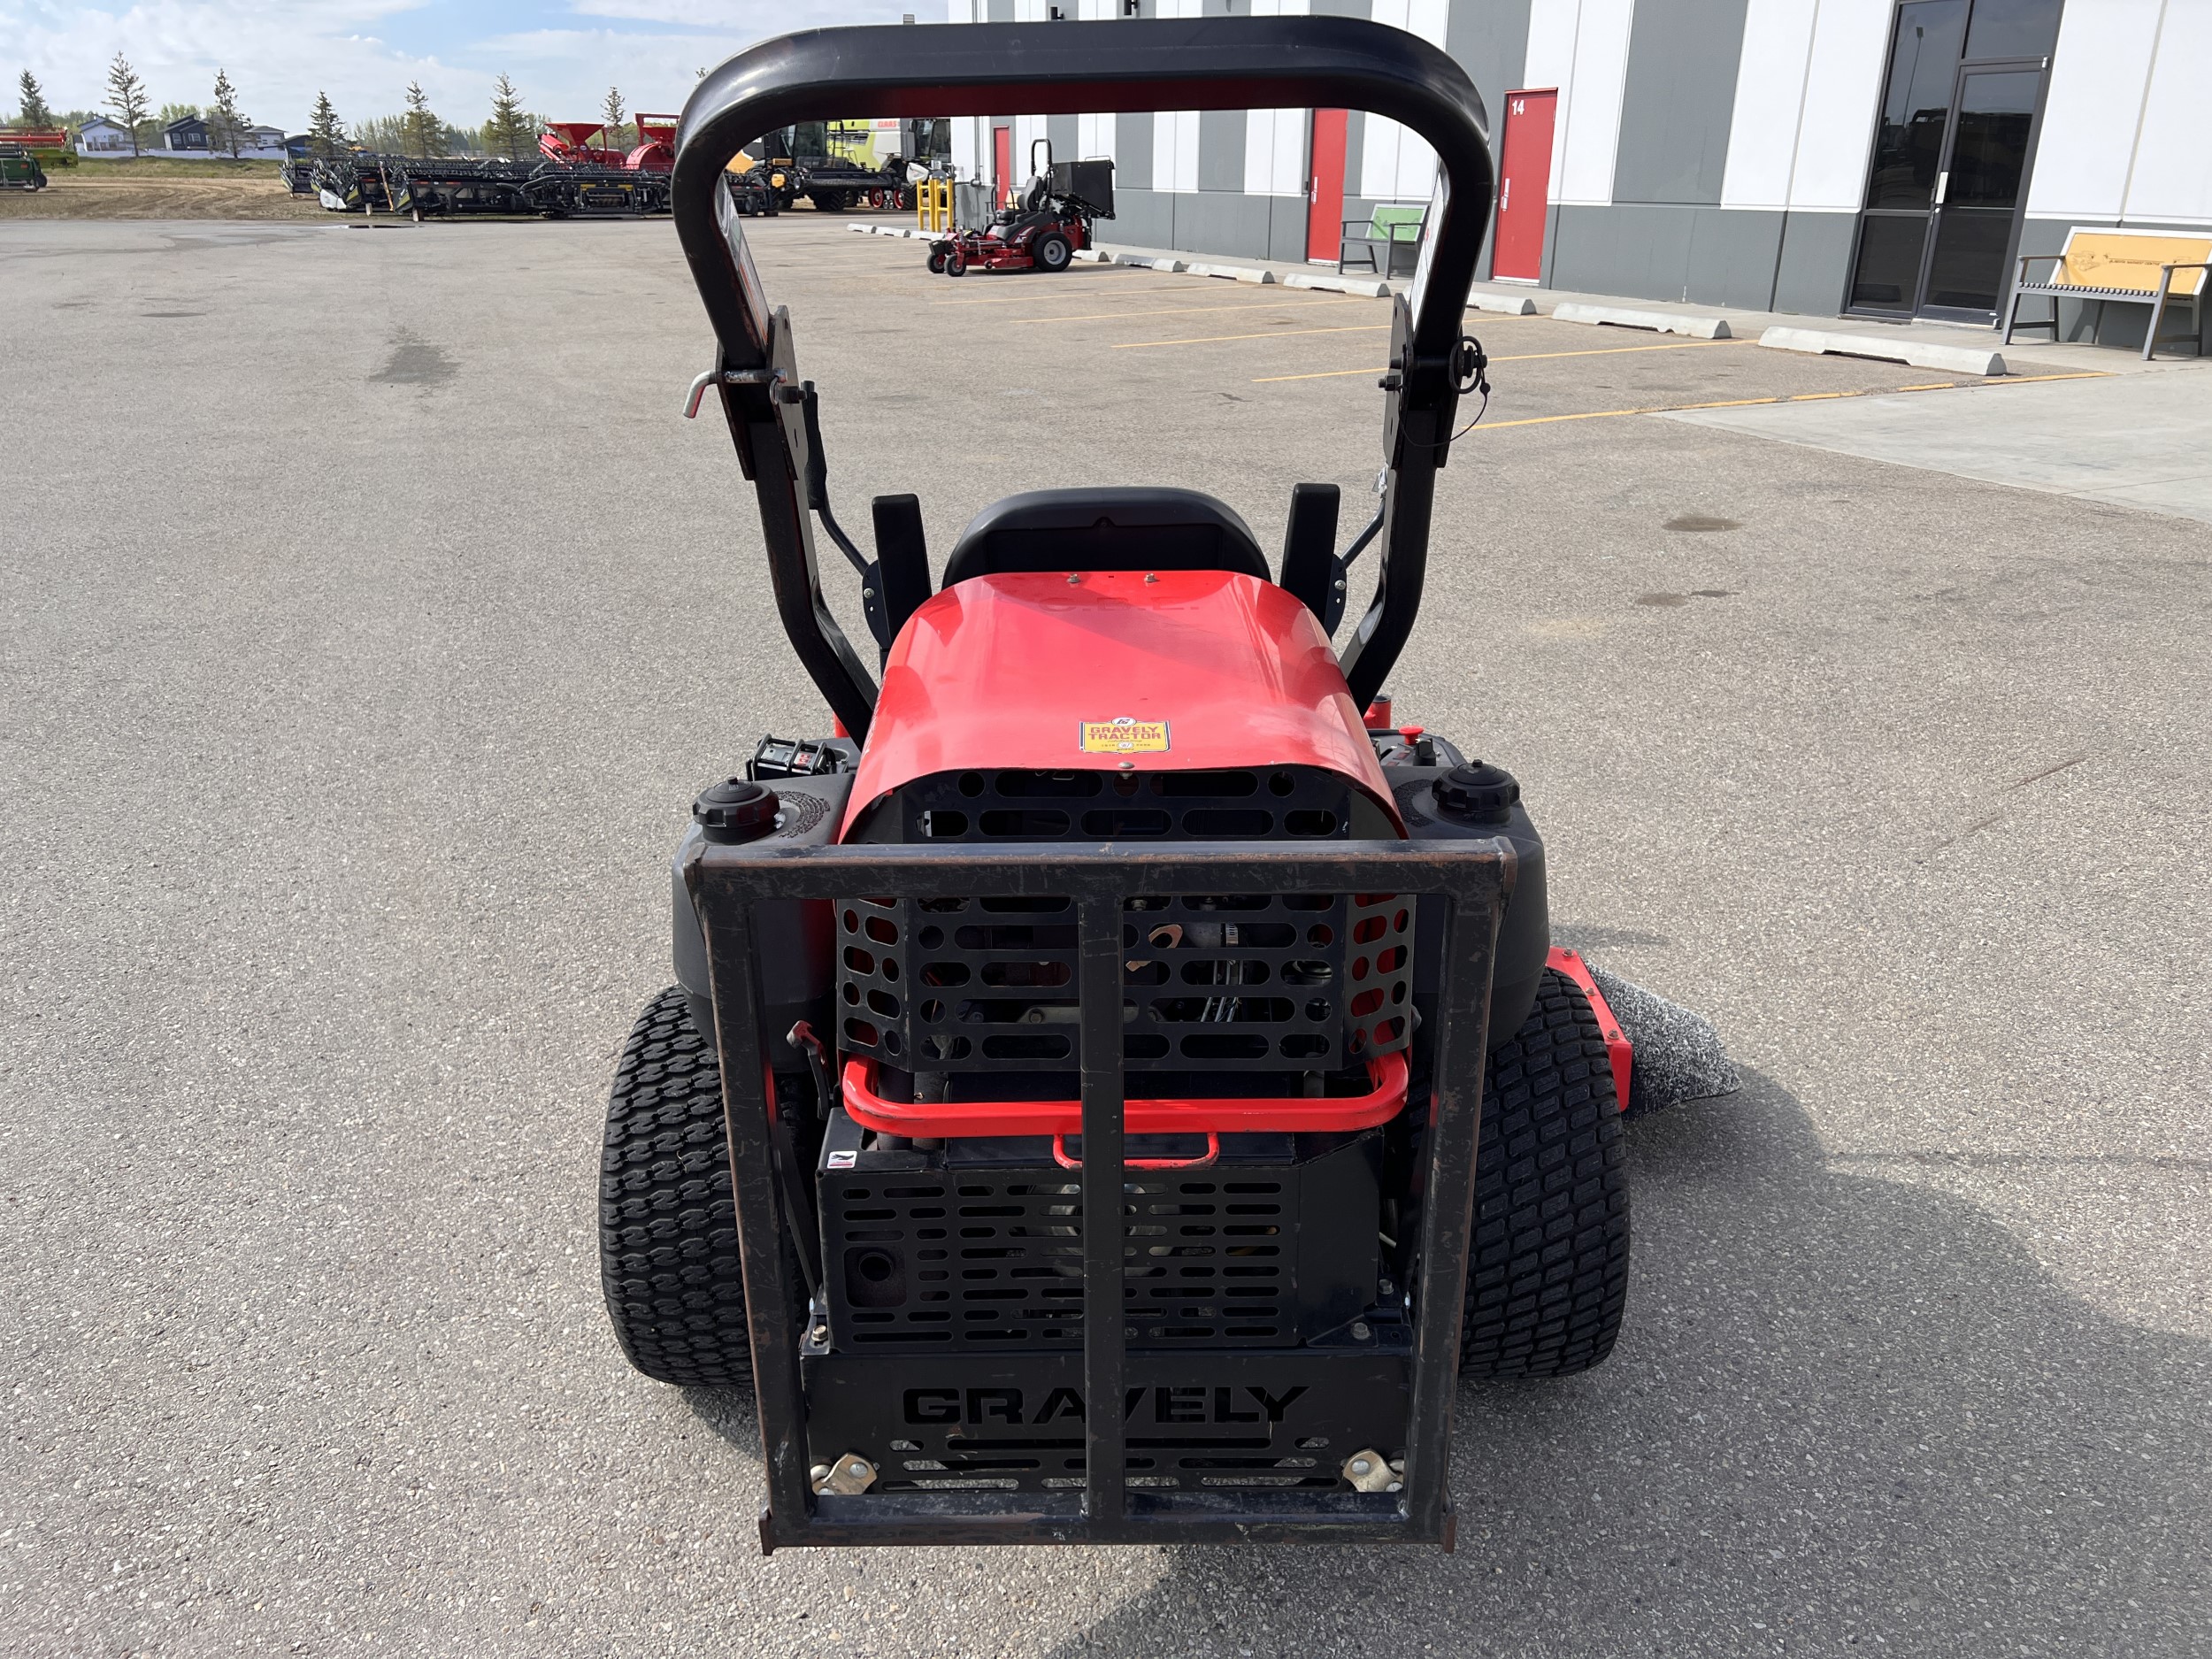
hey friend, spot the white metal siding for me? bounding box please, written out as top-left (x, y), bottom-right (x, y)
top-left (1721, 0), bottom-right (1823, 210)
top-left (2118, 0), bottom-right (2212, 225)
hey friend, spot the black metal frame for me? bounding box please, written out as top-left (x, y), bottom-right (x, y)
top-left (687, 837), bottom-right (1513, 1548)
top-left (668, 19), bottom-right (1495, 742)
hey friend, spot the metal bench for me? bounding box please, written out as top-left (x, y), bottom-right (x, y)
top-left (2003, 227), bottom-right (2209, 361)
top-left (1340, 204), bottom-right (1425, 278)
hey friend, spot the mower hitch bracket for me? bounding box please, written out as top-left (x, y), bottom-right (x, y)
top-left (683, 365), bottom-right (781, 419)
top-left (687, 836), bottom-right (1512, 1549)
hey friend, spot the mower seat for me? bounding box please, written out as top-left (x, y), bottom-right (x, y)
top-left (942, 488), bottom-right (1270, 587)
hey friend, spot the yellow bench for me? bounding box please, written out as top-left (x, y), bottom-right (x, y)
top-left (2005, 227), bottom-right (2209, 360)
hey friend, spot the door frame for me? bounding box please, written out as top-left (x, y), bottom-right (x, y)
top-left (1491, 87), bottom-right (1558, 284)
top-left (1845, 53), bottom-right (2052, 324)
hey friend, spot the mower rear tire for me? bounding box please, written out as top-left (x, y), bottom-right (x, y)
top-left (945, 250), bottom-right (967, 277)
top-left (1034, 232), bottom-right (1073, 272)
top-left (599, 987), bottom-right (753, 1388)
top-left (927, 250), bottom-right (947, 274)
top-left (1459, 968), bottom-right (1632, 1379)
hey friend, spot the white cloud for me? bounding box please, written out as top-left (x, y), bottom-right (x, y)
top-left (1, 0), bottom-right (921, 134)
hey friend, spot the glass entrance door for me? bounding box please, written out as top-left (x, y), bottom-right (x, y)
top-left (1919, 67), bottom-right (2043, 316)
top-left (1847, 0), bottom-right (2054, 321)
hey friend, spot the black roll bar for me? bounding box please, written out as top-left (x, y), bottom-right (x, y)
top-left (672, 19), bottom-right (1495, 739)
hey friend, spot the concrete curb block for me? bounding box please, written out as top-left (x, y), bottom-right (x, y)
top-left (1185, 261), bottom-right (1277, 284)
top-left (1758, 326), bottom-right (2006, 377)
top-left (846, 222), bottom-right (872, 234)
top-left (1071, 248), bottom-right (1107, 262)
top-left (1468, 292), bottom-right (1538, 316)
top-left (1149, 257), bottom-right (1187, 273)
top-left (1282, 272), bottom-right (1391, 297)
top-left (1554, 302), bottom-right (1732, 338)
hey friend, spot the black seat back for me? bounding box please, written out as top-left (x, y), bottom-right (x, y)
top-left (941, 487), bottom-right (1270, 588)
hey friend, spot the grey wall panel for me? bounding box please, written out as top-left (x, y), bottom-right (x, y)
top-left (1548, 204), bottom-right (1784, 308)
top-left (1612, 0), bottom-right (1751, 205)
top-left (1199, 109), bottom-right (1246, 194)
top-left (1269, 196), bottom-right (1312, 265)
top-left (1308, 0), bottom-right (1372, 17)
top-left (1686, 207), bottom-right (1785, 309)
top-left (1444, 0), bottom-right (1530, 280)
top-left (1444, 0), bottom-right (1530, 124)
top-left (1344, 111), bottom-right (1364, 202)
top-left (1113, 186), bottom-right (1175, 250)
top-left (1175, 189), bottom-right (1274, 259)
top-left (1046, 114), bottom-right (1079, 170)
top-left (1116, 111), bottom-right (1153, 188)
top-left (1548, 204), bottom-right (1694, 301)
top-left (986, 0), bottom-right (1013, 20)
top-left (1771, 211), bottom-right (1857, 317)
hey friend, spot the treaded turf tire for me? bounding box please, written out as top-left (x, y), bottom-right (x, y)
top-left (599, 987), bottom-right (753, 1387)
top-left (1459, 968), bottom-right (1632, 1378)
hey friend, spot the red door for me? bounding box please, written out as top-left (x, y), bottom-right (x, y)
top-left (1492, 89), bottom-right (1556, 280)
top-left (1305, 108), bottom-right (1348, 264)
top-left (993, 126), bottom-right (1012, 207)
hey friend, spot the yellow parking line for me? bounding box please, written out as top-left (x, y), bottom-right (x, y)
top-left (1116, 323), bottom-right (1395, 349)
top-left (1015, 296), bottom-right (1378, 325)
top-left (1457, 370), bottom-right (2112, 432)
top-left (1251, 337), bottom-right (1744, 383)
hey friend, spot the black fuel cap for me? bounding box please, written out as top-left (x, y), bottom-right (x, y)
top-left (694, 777), bottom-right (780, 844)
top-left (1432, 760), bottom-right (1519, 825)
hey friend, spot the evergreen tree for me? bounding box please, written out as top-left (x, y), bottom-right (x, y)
top-left (18, 70), bottom-right (55, 129)
top-left (485, 73), bottom-right (532, 161)
top-left (208, 69), bottom-right (243, 157)
top-left (402, 80), bottom-right (440, 157)
top-left (105, 54), bottom-right (149, 157)
top-left (601, 86), bottom-right (626, 150)
top-left (308, 90), bottom-right (346, 160)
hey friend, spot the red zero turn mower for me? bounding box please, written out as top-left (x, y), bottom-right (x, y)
top-left (929, 143), bottom-right (1113, 276)
top-left (621, 17), bottom-right (1645, 1552)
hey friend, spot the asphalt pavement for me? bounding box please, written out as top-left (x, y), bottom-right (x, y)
top-left (3, 214), bottom-right (2208, 1657)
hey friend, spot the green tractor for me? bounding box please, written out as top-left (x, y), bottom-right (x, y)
top-left (0, 142), bottom-right (50, 191)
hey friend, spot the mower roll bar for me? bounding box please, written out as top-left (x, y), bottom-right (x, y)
top-left (672, 19), bottom-right (1495, 741)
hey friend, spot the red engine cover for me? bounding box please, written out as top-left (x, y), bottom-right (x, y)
top-left (842, 570), bottom-right (1398, 837)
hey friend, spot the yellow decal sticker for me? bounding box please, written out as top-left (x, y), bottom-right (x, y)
top-left (1079, 716), bottom-right (1171, 754)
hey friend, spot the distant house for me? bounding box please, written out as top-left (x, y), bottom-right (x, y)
top-left (75, 116), bottom-right (133, 155)
top-left (163, 116), bottom-right (209, 151)
top-left (245, 125), bottom-right (286, 152)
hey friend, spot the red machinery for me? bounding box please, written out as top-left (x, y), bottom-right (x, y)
top-left (928, 150), bottom-right (1113, 276)
top-left (540, 121), bottom-right (625, 168)
top-left (626, 113), bottom-right (680, 173)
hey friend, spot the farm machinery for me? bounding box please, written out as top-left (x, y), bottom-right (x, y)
top-left (928, 148), bottom-right (1113, 276)
top-left (540, 112), bottom-right (682, 173)
top-left (311, 147), bottom-right (672, 219)
top-left (0, 140), bottom-right (50, 190)
top-left (605, 15), bottom-right (1709, 1554)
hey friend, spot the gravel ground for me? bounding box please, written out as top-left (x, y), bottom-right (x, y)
top-left (3, 214), bottom-right (2208, 1658)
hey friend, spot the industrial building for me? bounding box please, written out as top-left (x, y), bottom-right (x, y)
top-left (946, 0), bottom-right (2209, 341)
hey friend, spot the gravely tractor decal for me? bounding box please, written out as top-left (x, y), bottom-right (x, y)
top-left (903, 1385), bottom-right (1308, 1426)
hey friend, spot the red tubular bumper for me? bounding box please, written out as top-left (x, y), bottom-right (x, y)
top-left (841, 1049), bottom-right (1410, 1139)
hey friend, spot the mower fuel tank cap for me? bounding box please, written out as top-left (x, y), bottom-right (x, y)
top-left (1432, 761), bottom-right (1519, 826)
top-left (694, 777), bottom-right (780, 844)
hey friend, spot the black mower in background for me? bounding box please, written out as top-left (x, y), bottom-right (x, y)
top-left (928, 140), bottom-right (1115, 276)
top-left (604, 17), bottom-right (1652, 1553)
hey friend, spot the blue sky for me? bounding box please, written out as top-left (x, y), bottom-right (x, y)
top-left (5, 1), bottom-right (918, 133)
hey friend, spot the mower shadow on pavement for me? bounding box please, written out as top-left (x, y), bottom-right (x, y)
top-left (1024, 1070), bottom-right (2212, 1657)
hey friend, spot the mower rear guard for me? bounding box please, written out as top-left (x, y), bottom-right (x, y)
top-left (688, 837), bottom-right (1513, 1550)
